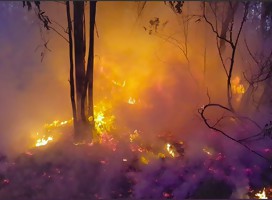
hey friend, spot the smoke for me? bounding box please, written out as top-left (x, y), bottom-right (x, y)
top-left (0, 1), bottom-right (271, 199)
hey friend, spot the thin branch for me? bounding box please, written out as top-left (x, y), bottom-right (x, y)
top-left (198, 103), bottom-right (271, 164)
top-left (51, 19), bottom-right (68, 34)
top-left (244, 37), bottom-right (259, 65)
top-left (48, 25), bottom-right (69, 43)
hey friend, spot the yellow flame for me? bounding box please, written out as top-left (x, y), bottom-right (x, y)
top-left (255, 188), bottom-right (267, 199)
top-left (140, 156), bottom-right (149, 165)
top-left (34, 101), bottom-right (115, 147)
top-left (89, 101), bottom-right (115, 136)
top-left (231, 76), bottom-right (245, 94)
top-left (128, 97), bottom-right (136, 104)
top-left (112, 80), bottom-right (126, 88)
top-left (166, 143), bottom-right (176, 157)
top-left (130, 130), bottom-right (140, 142)
top-left (203, 148), bottom-right (213, 156)
top-left (35, 136), bottom-right (53, 147)
top-left (158, 152), bottom-right (166, 158)
top-left (34, 119), bottom-right (73, 147)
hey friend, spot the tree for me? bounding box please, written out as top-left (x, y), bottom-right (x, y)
top-left (24, 1), bottom-right (97, 142)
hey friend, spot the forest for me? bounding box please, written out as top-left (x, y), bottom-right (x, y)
top-left (0, 1), bottom-right (272, 199)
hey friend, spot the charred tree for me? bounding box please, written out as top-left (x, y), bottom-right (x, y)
top-left (73, 1), bottom-right (86, 120)
top-left (73, 1), bottom-right (90, 141)
top-left (66, 1), bottom-right (77, 124)
top-left (81, 1), bottom-right (97, 137)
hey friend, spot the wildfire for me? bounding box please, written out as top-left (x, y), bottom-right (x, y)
top-left (33, 101), bottom-right (115, 147)
top-left (35, 136), bottom-right (53, 147)
top-left (130, 130), bottom-right (140, 143)
top-left (34, 119), bottom-right (73, 147)
top-left (92, 101), bottom-right (115, 136)
top-left (255, 188), bottom-right (268, 199)
top-left (112, 80), bottom-right (126, 88)
top-left (231, 76), bottom-right (245, 94)
top-left (128, 97), bottom-right (136, 104)
top-left (166, 143), bottom-right (176, 157)
top-left (140, 156), bottom-right (149, 165)
top-left (203, 148), bottom-right (213, 156)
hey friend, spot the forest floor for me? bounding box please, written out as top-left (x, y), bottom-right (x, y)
top-left (0, 131), bottom-right (271, 199)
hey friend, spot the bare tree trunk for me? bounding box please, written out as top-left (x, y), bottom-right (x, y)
top-left (73, 1), bottom-right (86, 119)
top-left (81, 1), bottom-right (97, 139)
top-left (87, 1), bottom-right (96, 120)
top-left (73, 2), bottom-right (87, 141)
top-left (66, 1), bottom-right (77, 123)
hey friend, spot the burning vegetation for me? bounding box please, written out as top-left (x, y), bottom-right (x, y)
top-left (1, 1), bottom-right (272, 199)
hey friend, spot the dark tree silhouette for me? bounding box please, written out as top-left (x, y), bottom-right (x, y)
top-left (24, 1), bottom-right (97, 142)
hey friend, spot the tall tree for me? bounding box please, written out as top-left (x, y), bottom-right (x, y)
top-left (66, 1), bottom-right (77, 124)
top-left (73, 1), bottom-right (97, 142)
top-left (25, 1), bottom-right (97, 142)
top-left (82, 1), bottom-right (97, 131)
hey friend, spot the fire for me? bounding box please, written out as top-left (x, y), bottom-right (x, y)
top-left (203, 148), bottom-right (213, 156)
top-left (231, 76), bottom-right (245, 94)
top-left (255, 188), bottom-right (267, 199)
top-left (166, 143), bottom-right (176, 157)
top-left (157, 152), bottom-right (166, 158)
top-left (112, 80), bottom-right (126, 88)
top-left (33, 101), bottom-right (115, 147)
top-left (34, 119), bottom-right (73, 147)
top-left (128, 97), bottom-right (136, 104)
top-left (91, 101), bottom-right (115, 136)
top-left (44, 119), bottom-right (72, 130)
top-left (130, 130), bottom-right (140, 142)
top-left (35, 136), bottom-right (53, 147)
top-left (140, 156), bottom-right (149, 165)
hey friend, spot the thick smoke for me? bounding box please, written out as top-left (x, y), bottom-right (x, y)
top-left (0, 1), bottom-right (271, 199)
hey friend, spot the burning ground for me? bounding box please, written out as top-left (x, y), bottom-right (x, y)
top-left (0, 1), bottom-right (272, 199)
top-left (0, 117), bottom-right (271, 199)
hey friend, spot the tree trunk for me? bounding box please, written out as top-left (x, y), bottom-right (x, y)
top-left (73, 1), bottom-right (85, 119)
top-left (66, 1), bottom-right (77, 123)
top-left (73, 2), bottom-right (88, 141)
top-left (81, 1), bottom-right (97, 139)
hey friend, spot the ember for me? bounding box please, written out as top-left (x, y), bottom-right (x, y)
top-left (255, 188), bottom-right (268, 199)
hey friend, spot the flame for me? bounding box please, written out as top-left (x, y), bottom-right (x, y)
top-left (90, 101), bottom-right (115, 136)
top-left (166, 143), bottom-right (176, 157)
top-left (33, 101), bottom-right (115, 147)
top-left (231, 76), bottom-right (245, 94)
top-left (112, 80), bottom-right (126, 88)
top-left (34, 119), bottom-right (73, 147)
top-left (44, 119), bottom-right (72, 130)
top-left (130, 130), bottom-right (140, 142)
top-left (158, 152), bottom-right (166, 158)
top-left (140, 156), bottom-right (149, 165)
top-left (203, 148), bottom-right (213, 156)
top-left (255, 188), bottom-right (267, 199)
top-left (35, 136), bottom-right (53, 147)
top-left (128, 97), bottom-right (136, 104)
